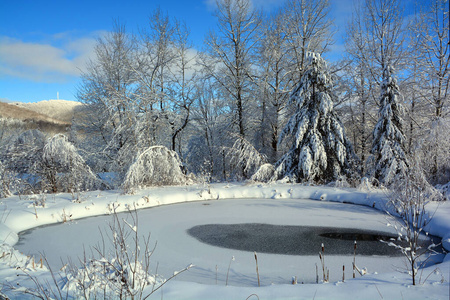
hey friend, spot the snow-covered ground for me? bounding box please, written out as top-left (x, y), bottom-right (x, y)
top-left (0, 183), bottom-right (449, 299)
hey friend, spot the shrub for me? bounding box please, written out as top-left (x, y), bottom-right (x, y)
top-left (122, 146), bottom-right (189, 193)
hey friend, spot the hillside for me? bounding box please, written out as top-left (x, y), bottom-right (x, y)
top-left (14, 99), bottom-right (83, 123)
top-left (0, 101), bottom-right (74, 133)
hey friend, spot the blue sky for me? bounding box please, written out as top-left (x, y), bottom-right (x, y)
top-left (0, 0), bottom-right (410, 103)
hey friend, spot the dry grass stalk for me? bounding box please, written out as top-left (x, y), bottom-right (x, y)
top-left (353, 240), bottom-right (357, 278)
top-left (319, 243), bottom-right (329, 282)
top-left (254, 252), bottom-right (260, 287)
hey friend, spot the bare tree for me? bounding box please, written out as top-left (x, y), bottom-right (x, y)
top-left (283, 0), bottom-right (334, 82)
top-left (133, 8), bottom-right (176, 148)
top-left (201, 0), bottom-right (262, 179)
top-left (76, 21), bottom-right (137, 175)
top-left (410, 0), bottom-right (450, 184)
top-left (204, 0), bottom-right (261, 140)
top-left (186, 72), bottom-right (230, 181)
top-left (257, 9), bottom-right (293, 162)
top-left (344, 2), bottom-right (378, 174)
top-left (168, 21), bottom-right (197, 153)
top-left (363, 0), bottom-right (406, 84)
top-left (412, 0), bottom-right (450, 119)
top-left (384, 165), bottom-right (442, 286)
top-left (0, 161), bottom-right (12, 198)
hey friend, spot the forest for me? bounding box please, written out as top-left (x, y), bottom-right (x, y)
top-left (0, 0), bottom-right (449, 197)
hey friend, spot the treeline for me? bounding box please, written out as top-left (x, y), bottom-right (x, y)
top-left (0, 0), bottom-right (448, 196)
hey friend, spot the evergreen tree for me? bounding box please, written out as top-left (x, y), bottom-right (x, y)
top-left (370, 66), bottom-right (409, 186)
top-left (274, 53), bottom-right (358, 183)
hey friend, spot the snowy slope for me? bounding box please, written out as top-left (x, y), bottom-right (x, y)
top-left (16, 99), bottom-right (83, 123)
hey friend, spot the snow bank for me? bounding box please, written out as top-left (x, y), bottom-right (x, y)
top-left (0, 183), bottom-right (448, 300)
top-left (0, 223), bottom-right (17, 245)
top-left (0, 183), bottom-right (446, 247)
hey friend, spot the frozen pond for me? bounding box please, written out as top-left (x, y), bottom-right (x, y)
top-left (16, 198), bottom-right (423, 286)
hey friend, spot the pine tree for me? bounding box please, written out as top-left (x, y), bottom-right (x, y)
top-left (370, 66), bottom-right (409, 186)
top-left (274, 53), bottom-right (358, 183)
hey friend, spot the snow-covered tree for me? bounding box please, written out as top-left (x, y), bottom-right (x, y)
top-left (418, 117), bottom-right (450, 184)
top-left (384, 164), bottom-right (443, 286)
top-left (274, 53), bottom-right (359, 183)
top-left (251, 163), bottom-right (275, 182)
top-left (2, 131), bottom-right (100, 194)
top-left (122, 146), bottom-right (189, 193)
top-left (76, 21), bottom-right (137, 175)
top-left (40, 134), bottom-right (101, 193)
top-left (0, 161), bottom-right (12, 198)
top-left (227, 135), bottom-right (267, 180)
top-left (369, 66), bottom-right (409, 186)
top-left (5, 129), bottom-right (45, 175)
top-left (408, 0), bottom-right (449, 183)
top-left (2, 129), bottom-right (46, 193)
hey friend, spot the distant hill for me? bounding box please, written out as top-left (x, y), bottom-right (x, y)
top-left (14, 100), bottom-right (83, 123)
top-left (0, 100), bottom-right (84, 134)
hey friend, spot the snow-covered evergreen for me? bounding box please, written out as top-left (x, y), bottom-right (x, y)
top-left (369, 66), bottom-right (409, 186)
top-left (273, 53), bottom-right (358, 183)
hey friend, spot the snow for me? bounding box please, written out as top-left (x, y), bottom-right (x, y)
top-left (0, 183), bottom-right (449, 299)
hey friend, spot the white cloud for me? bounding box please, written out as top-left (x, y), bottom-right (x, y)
top-left (0, 34), bottom-right (96, 83)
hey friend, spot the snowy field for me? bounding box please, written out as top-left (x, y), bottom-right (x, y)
top-left (0, 183), bottom-right (449, 299)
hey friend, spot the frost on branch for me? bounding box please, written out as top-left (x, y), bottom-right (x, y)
top-left (418, 117), bottom-right (450, 185)
top-left (63, 258), bottom-right (164, 299)
top-left (227, 135), bottom-right (267, 179)
top-left (251, 163), bottom-right (275, 182)
top-left (40, 134), bottom-right (101, 193)
top-left (273, 52), bottom-right (359, 184)
top-left (122, 146), bottom-right (189, 193)
top-left (0, 161), bottom-right (12, 198)
top-left (383, 166), bottom-right (442, 285)
top-left (3, 130), bottom-right (100, 194)
top-left (4, 129), bottom-right (45, 176)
